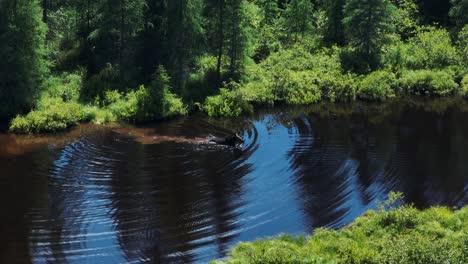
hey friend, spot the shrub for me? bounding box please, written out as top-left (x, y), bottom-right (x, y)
top-left (461, 74), bottom-right (468, 98)
top-left (161, 88), bottom-right (187, 118)
top-left (382, 27), bottom-right (460, 71)
top-left (282, 71), bottom-right (321, 105)
top-left (381, 39), bottom-right (421, 72)
top-left (82, 63), bottom-right (120, 101)
top-left (412, 27), bottom-right (460, 69)
top-left (399, 70), bottom-right (458, 96)
top-left (43, 72), bottom-right (82, 102)
top-left (204, 85), bottom-right (253, 117)
top-left (214, 199), bottom-right (468, 264)
top-left (340, 47), bottom-right (380, 73)
top-left (107, 90), bottom-right (139, 122)
top-left (358, 71), bottom-right (397, 101)
top-left (185, 55), bottom-right (222, 103)
top-left (458, 25), bottom-right (468, 68)
top-left (9, 97), bottom-right (94, 134)
top-left (316, 72), bottom-right (357, 102)
top-left (108, 67), bottom-right (187, 123)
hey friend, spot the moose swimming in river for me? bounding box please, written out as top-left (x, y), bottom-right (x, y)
top-left (208, 132), bottom-right (244, 148)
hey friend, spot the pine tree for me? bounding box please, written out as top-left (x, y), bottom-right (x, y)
top-left (343, 0), bottom-right (397, 71)
top-left (165, 0), bottom-right (204, 93)
top-left (322, 0), bottom-right (346, 45)
top-left (450, 0), bottom-right (468, 32)
top-left (284, 0), bottom-right (315, 43)
top-left (0, 0), bottom-right (47, 118)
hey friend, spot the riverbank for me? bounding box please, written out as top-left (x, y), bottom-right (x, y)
top-left (213, 197), bottom-right (467, 264)
top-left (6, 91), bottom-right (468, 135)
top-left (5, 26), bottom-right (468, 134)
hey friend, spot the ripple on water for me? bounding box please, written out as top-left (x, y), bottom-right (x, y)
top-left (0, 105), bottom-right (467, 263)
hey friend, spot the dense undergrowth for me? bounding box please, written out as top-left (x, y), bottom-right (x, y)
top-left (9, 67), bottom-right (186, 134)
top-left (203, 26), bottom-right (468, 117)
top-left (213, 193), bottom-right (468, 264)
top-left (6, 18), bottom-right (468, 133)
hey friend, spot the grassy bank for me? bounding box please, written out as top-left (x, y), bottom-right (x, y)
top-left (213, 194), bottom-right (467, 264)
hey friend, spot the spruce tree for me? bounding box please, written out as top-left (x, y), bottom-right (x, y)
top-left (450, 0), bottom-right (468, 32)
top-left (343, 0), bottom-right (397, 71)
top-left (322, 0), bottom-right (346, 45)
top-left (0, 0), bottom-right (47, 118)
top-left (284, 0), bottom-right (315, 43)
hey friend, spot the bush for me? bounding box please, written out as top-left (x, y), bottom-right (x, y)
top-left (282, 71), bottom-right (321, 105)
top-left (43, 72), bottom-right (82, 102)
top-left (214, 200), bottom-right (468, 264)
top-left (458, 25), bottom-right (468, 68)
top-left (204, 85), bottom-right (253, 117)
top-left (461, 74), bottom-right (468, 98)
top-left (358, 71), bottom-right (397, 101)
top-left (9, 97), bottom-right (94, 134)
top-left (411, 27), bottom-right (460, 69)
top-left (316, 72), bottom-right (357, 102)
top-left (399, 70), bottom-right (458, 96)
top-left (383, 28), bottom-right (460, 71)
top-left (383, 27), bottom-right (460, 70)
top-left (340, 47), bottom-right (380, 73)
top-left (185, 55), bottom-right (222, 103)
top-left (108, 66), bottom-right (187, 123)
top-left (82, 63), bottom-right (120, 101)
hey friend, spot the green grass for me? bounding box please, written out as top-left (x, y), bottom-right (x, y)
top-left (213, 194), bottom-right (467, 264)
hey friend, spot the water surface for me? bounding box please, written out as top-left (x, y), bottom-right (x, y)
top-left (1, 99), bottom-right (467, 263)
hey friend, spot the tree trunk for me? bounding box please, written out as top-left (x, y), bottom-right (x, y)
top-left (216, 0), bottom-right (225, 86)
top-left (42, 0), bottom-right (48, 23)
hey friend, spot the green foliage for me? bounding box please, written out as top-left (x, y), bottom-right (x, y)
top-left (316, 72), bottom-right (357, 103)
top-left (458, 25), bottom-right (468, 68)
top-left (108, 66), bottom-right (187, 123)
top-left (43, 72), bottom-right (83, 102)
top-left (204, 84), bottom-right (253, 117)
top-left (3, 0), bottom-right (468, 127)
top-left (410, 27), bottom-right (460, 69)
top-left (382, 27), bottom-right (460, 71)
top-left (283, 0), bottom-right (315, 43)
top-left (82, 63), bottom-right (120, 101)
top-left (0, 0), bottom-right (47, 118)
top-left (322, 0), bottom-right (346, 45)
top-left (391, 0), bottom-right (420, 39)
top-left (461, 74), bottom-right (468, 98)
top-left (358, 71), bottom-right (397, 101)
top-left (449, 0), bottom-right (468, 32)
top-left (185, 55), bottom-right (222, 103)
top-left (9, 97), bottom-right (94, 134)
top-left (214, 195), bottom-right (468, 264)
top-left (343, 0), bottom-right (397, 72)
top-left (400, 70), bottom-right (459, 96)
top-left (246, 45), bottom-right (352, 103)
top-left (279, 71), bottom-right (322, 105)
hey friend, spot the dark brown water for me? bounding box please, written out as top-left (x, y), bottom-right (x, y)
top-left (1, 99), bottom-right (467, 263)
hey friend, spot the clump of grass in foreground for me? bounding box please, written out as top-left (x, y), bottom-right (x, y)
top-left (213, 193), bottom-right (467, 264)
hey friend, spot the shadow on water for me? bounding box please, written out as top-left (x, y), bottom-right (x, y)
top-left (0, 98), bottom-right (467, 263)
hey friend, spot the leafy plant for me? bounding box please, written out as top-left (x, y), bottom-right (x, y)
top-left (399, 70), bottom-right (458, 96)
top-left (358, 70), bottom-right (397, 101)
top-left (213, 193), bottom-right (468, 264)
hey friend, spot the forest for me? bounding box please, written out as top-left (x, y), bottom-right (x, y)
top-left (0, 0), bottom-right (467, 133)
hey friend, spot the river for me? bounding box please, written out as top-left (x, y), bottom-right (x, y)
top-left (0, 99), bottom-right (467, 263)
